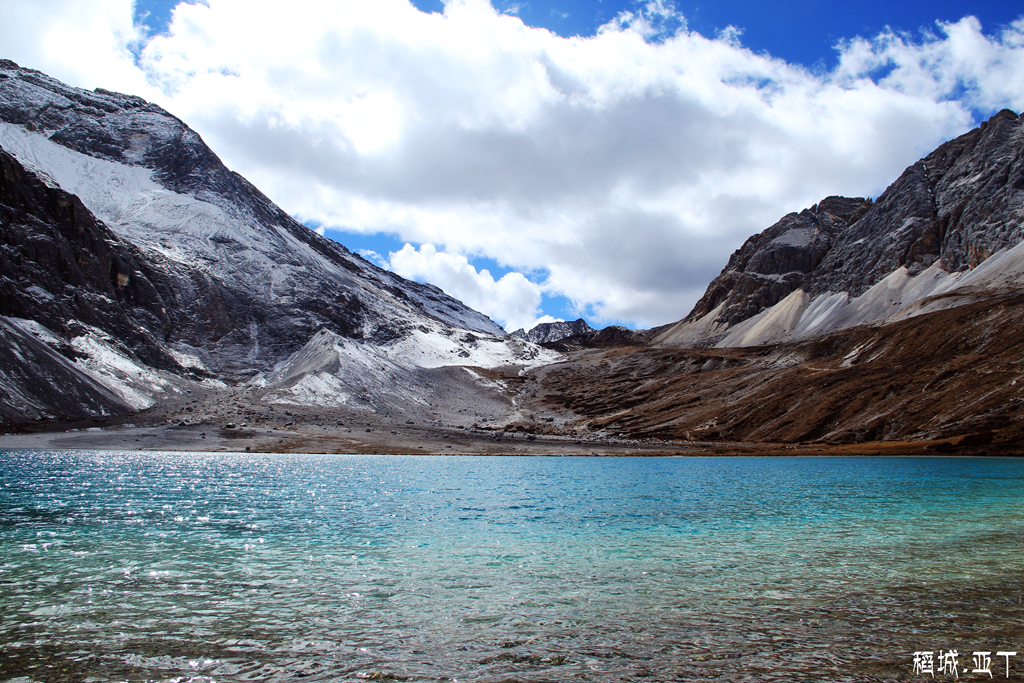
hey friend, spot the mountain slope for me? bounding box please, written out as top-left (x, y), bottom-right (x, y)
top-left (530, 291), bottom-right (1024, 454)
top-left (657, 109), bottom-right (1024, 348)
top-left (3, 59), bottom-right (1022, 452)
top-left (0, 144), bottom-right (180, 373)
top-left (0, 60), bottom-right (553, 422)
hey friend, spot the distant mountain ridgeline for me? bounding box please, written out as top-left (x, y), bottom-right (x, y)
top-left (535, 109), bottom-right (1024, 453)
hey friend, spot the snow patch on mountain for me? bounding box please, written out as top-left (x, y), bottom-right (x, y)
top-left (0, 121), bottom-right (353, 303)
top-left (0, 79), bottom-right (551, 420)
top-left (4, 318), bottom-right (188, 412)
top-left (659, 244), bottom-right (1024, 349)
top-left (260, 323), bottom-right (558, 409)
top-left (385, 325), bottom-right (557, 370)
top-left (0, 117), bottom-right (504, 340)
top-left (66, 329), bottom-right (177, 410)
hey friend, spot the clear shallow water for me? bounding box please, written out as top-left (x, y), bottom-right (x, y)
top-left (1, 451), bottom-right (1023, 682)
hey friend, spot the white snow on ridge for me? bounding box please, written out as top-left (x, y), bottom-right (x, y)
top-left (0, 121), bottom-right (348, 298)
top-left (261, 323), bottom-right (559, 408)
top-left (0, 121), bottom-right (165, 220)
top-left (658, 240), bottom-right (1024, 349)
top-left (384, 325), bottom-right (559, 370)
top-left (1, 121), bottom-right (537, 410)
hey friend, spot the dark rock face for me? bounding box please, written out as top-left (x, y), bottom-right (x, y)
top-left (0, 146), bottom-right (183, 373)
top-left (511, 318), bottom-right (594, 344)
top-left (932, 110), bottom-right (1024, 270)
top-left (687, 110), bottom-right (1024, 326)
top-left (512, 319), bottom-right (650, 350)
top-left (570, 325), bottom-right (649, 348)
top-left (687, 196), bottom-right (872, 326)
top-left (0, 317), bottom-right (132, 420)
top-left (0, 60), bottom-right (517, 422)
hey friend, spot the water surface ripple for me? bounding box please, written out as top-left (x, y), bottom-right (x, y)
top-left (1, 451), bottom-right (1023, 681)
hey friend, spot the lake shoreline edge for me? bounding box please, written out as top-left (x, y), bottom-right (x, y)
top-left (1, 421), bottom-right (1015, 457)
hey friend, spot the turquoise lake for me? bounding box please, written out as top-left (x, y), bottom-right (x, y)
top-left (1, 451), bottom-right (1023, 681)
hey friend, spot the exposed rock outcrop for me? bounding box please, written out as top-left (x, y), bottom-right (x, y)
top-left (511, 318), bottom-right (594, 344)
top-left (0, 146), bottom-right (181, 372)
top-left (0, 59), bottom-right (505, 370)
top-left (805, 109), bottom-right (1024, 294)
top-left (685, 196), bottom-right (872, 326)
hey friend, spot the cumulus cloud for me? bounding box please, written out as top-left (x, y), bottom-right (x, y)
top-left (599, 0), bottom-right (688, 41)
top-left (1, 1), bottom-right (1023, 329)
top-left (0, 0), bottom-right (152, 96)
top-left (833, 16), bottom-right (1024, 113)
top-left (389, 243), bottom-right (546, 332)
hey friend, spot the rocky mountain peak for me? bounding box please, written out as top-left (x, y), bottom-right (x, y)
top-left (685, 196), bottom-right (872, 326)
top-left (678, 108), bottom-right (1024, 337)
top-left (511, 318), bottom-right (594, 344)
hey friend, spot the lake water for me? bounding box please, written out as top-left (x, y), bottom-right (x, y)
top-left (1, 451), bottom-right (1023, 682)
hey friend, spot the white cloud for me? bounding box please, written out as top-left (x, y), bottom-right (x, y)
top-left (599, 0), bottom-right (687, 41)
top-left (0, 0), bottom-right (152, 97)
top-left (358, 249), bottom-right (388, 268)
top-left (832, 16), bottom-right (1024, 113)
top-left (388, 243), bottom-right (545, 332)
top-left (2, 1), bottom-right (1023, 328)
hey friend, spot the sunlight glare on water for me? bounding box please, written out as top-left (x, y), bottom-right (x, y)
top-left (1, 451), bottom-right (1023, 681)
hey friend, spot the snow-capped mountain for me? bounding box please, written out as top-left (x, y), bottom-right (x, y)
top-left (0, 60), bottom-right (554, 420)
top-left (510, 318), bottom-right (594, 344)
top-left (656, 109), bottom-right (1024, 348)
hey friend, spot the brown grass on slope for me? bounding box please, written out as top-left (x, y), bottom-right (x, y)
top-left (528, 293), bottom-right (1024, 455)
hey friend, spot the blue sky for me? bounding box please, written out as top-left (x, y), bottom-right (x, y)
top-left (417, 1), bottom-right (1023, 68)
top-left (8, 0), bottom-right (1024, 331)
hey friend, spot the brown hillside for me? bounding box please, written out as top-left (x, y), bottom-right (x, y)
top-left (528, 292), bottom-right (1024, 455)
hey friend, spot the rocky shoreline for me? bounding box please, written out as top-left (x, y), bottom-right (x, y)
top-left (0, 416), bottom-right (991, 457)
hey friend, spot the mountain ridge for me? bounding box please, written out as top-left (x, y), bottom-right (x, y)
top-left (0, 59), bottom-right (506, 346)
top-left (510, 318), bottom-right (594, 344)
